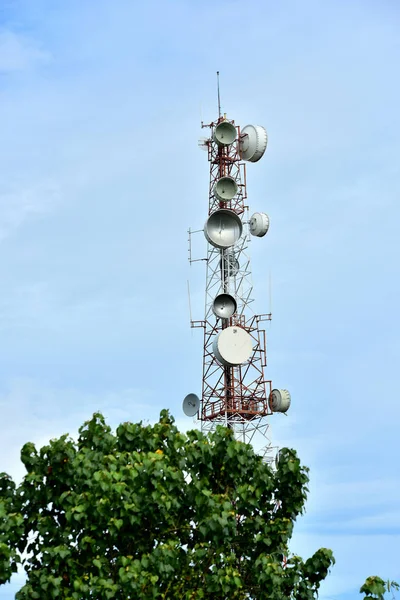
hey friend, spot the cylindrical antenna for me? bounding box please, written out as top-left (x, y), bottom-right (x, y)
top-left (217, 71), bottom-right (221, 118)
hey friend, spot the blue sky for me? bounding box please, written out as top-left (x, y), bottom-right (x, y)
top-left (0, 0), bottom-right (399, 598)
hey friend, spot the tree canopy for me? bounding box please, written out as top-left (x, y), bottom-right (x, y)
top-left (360, 577), bottom-right (399, 600)
top-left (0, 410), bottom-right (335, 599)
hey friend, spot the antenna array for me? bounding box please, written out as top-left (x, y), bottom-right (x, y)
top-left (184, 76), bottom-right (290, 462)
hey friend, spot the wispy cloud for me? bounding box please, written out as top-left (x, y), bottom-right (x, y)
top-left (0, 180), bottom-right (61, 242)
top-left (0, 30), bottom-right (50, 73)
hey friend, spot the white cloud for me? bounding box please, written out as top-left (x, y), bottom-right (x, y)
top-left (341, 509), bottom-right (400, 531)
top-left (0, 180), bottom-right (61, 242)
top-left (0, 30), bottom-right (50, 73)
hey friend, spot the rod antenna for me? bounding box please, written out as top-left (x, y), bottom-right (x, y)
top-left (269, 270), bottom-right (273, 315)
top-left (217, 71), bottom-right (221, 118)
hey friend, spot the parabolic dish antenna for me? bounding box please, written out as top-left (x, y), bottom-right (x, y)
top-left (212, 326), bottom-right (253, 366)
top-left (269, 389), bottom-right (291, 413)
top-left (213, 121), bottom-right (237, 147)
top-left (250, 212), bottom-right (270, 237)
top-left (183, 393), bottom-right (200, 417)
top-left (214, 176), bottom-right (238, 202)
top-left (204, 209), bottom-right (242, 249)
top-left (240, 124), bottom-right (268, 162)
top-left (212, 293), bottom-right (237, 319)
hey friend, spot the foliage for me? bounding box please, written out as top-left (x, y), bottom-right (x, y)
top-left (360, 576), bottom-right (400, 599)
top-left (0, 410), bottom-right (334, 599)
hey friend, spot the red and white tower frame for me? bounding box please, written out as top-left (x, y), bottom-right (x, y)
top-left (184, 101), bottom-right (290, 463)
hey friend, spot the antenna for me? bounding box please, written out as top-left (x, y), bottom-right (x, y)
top-left (217, 71), bottom-right (221, 118)
top-left (269, 270), bottom-right (272, 315)
top-left (182, 393), bottom-right (200, 417)
top-left (184, 84), bottom-right (291, 466)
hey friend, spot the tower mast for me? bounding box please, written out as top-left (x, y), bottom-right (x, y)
top-left (184, 78), bottom-right (290, 462)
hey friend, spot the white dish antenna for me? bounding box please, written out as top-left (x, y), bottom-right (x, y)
top-left (250, 212), bottom-right (270, 237)
top-left (269, 389), bottom-right (291, 413)
top-left (212, 293), bottom-right (237, 319)
top-left (240, 124), bottom-right (268, 162)
top-left (204, 209), bottom-right (242, 249)
top-left (182, 393), bottom-right (200, 417)
top-left (213, 121), bottom-right (237, 147)
top-left (214, 176), bottom-right (238, 202)
top-left (213, 326), bottom-right (253, 366)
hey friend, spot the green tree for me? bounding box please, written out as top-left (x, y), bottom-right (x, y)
top-left (360, 577), bottom-right (399, 600)
top-left (0, 410), bottom-right (334, 599)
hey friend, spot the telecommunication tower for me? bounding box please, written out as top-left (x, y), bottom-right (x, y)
top-left (183, 75), bottom-right (291, 463)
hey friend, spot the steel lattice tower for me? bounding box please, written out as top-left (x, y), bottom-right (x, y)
top-left (184, 87), bottom-right (290, 463)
